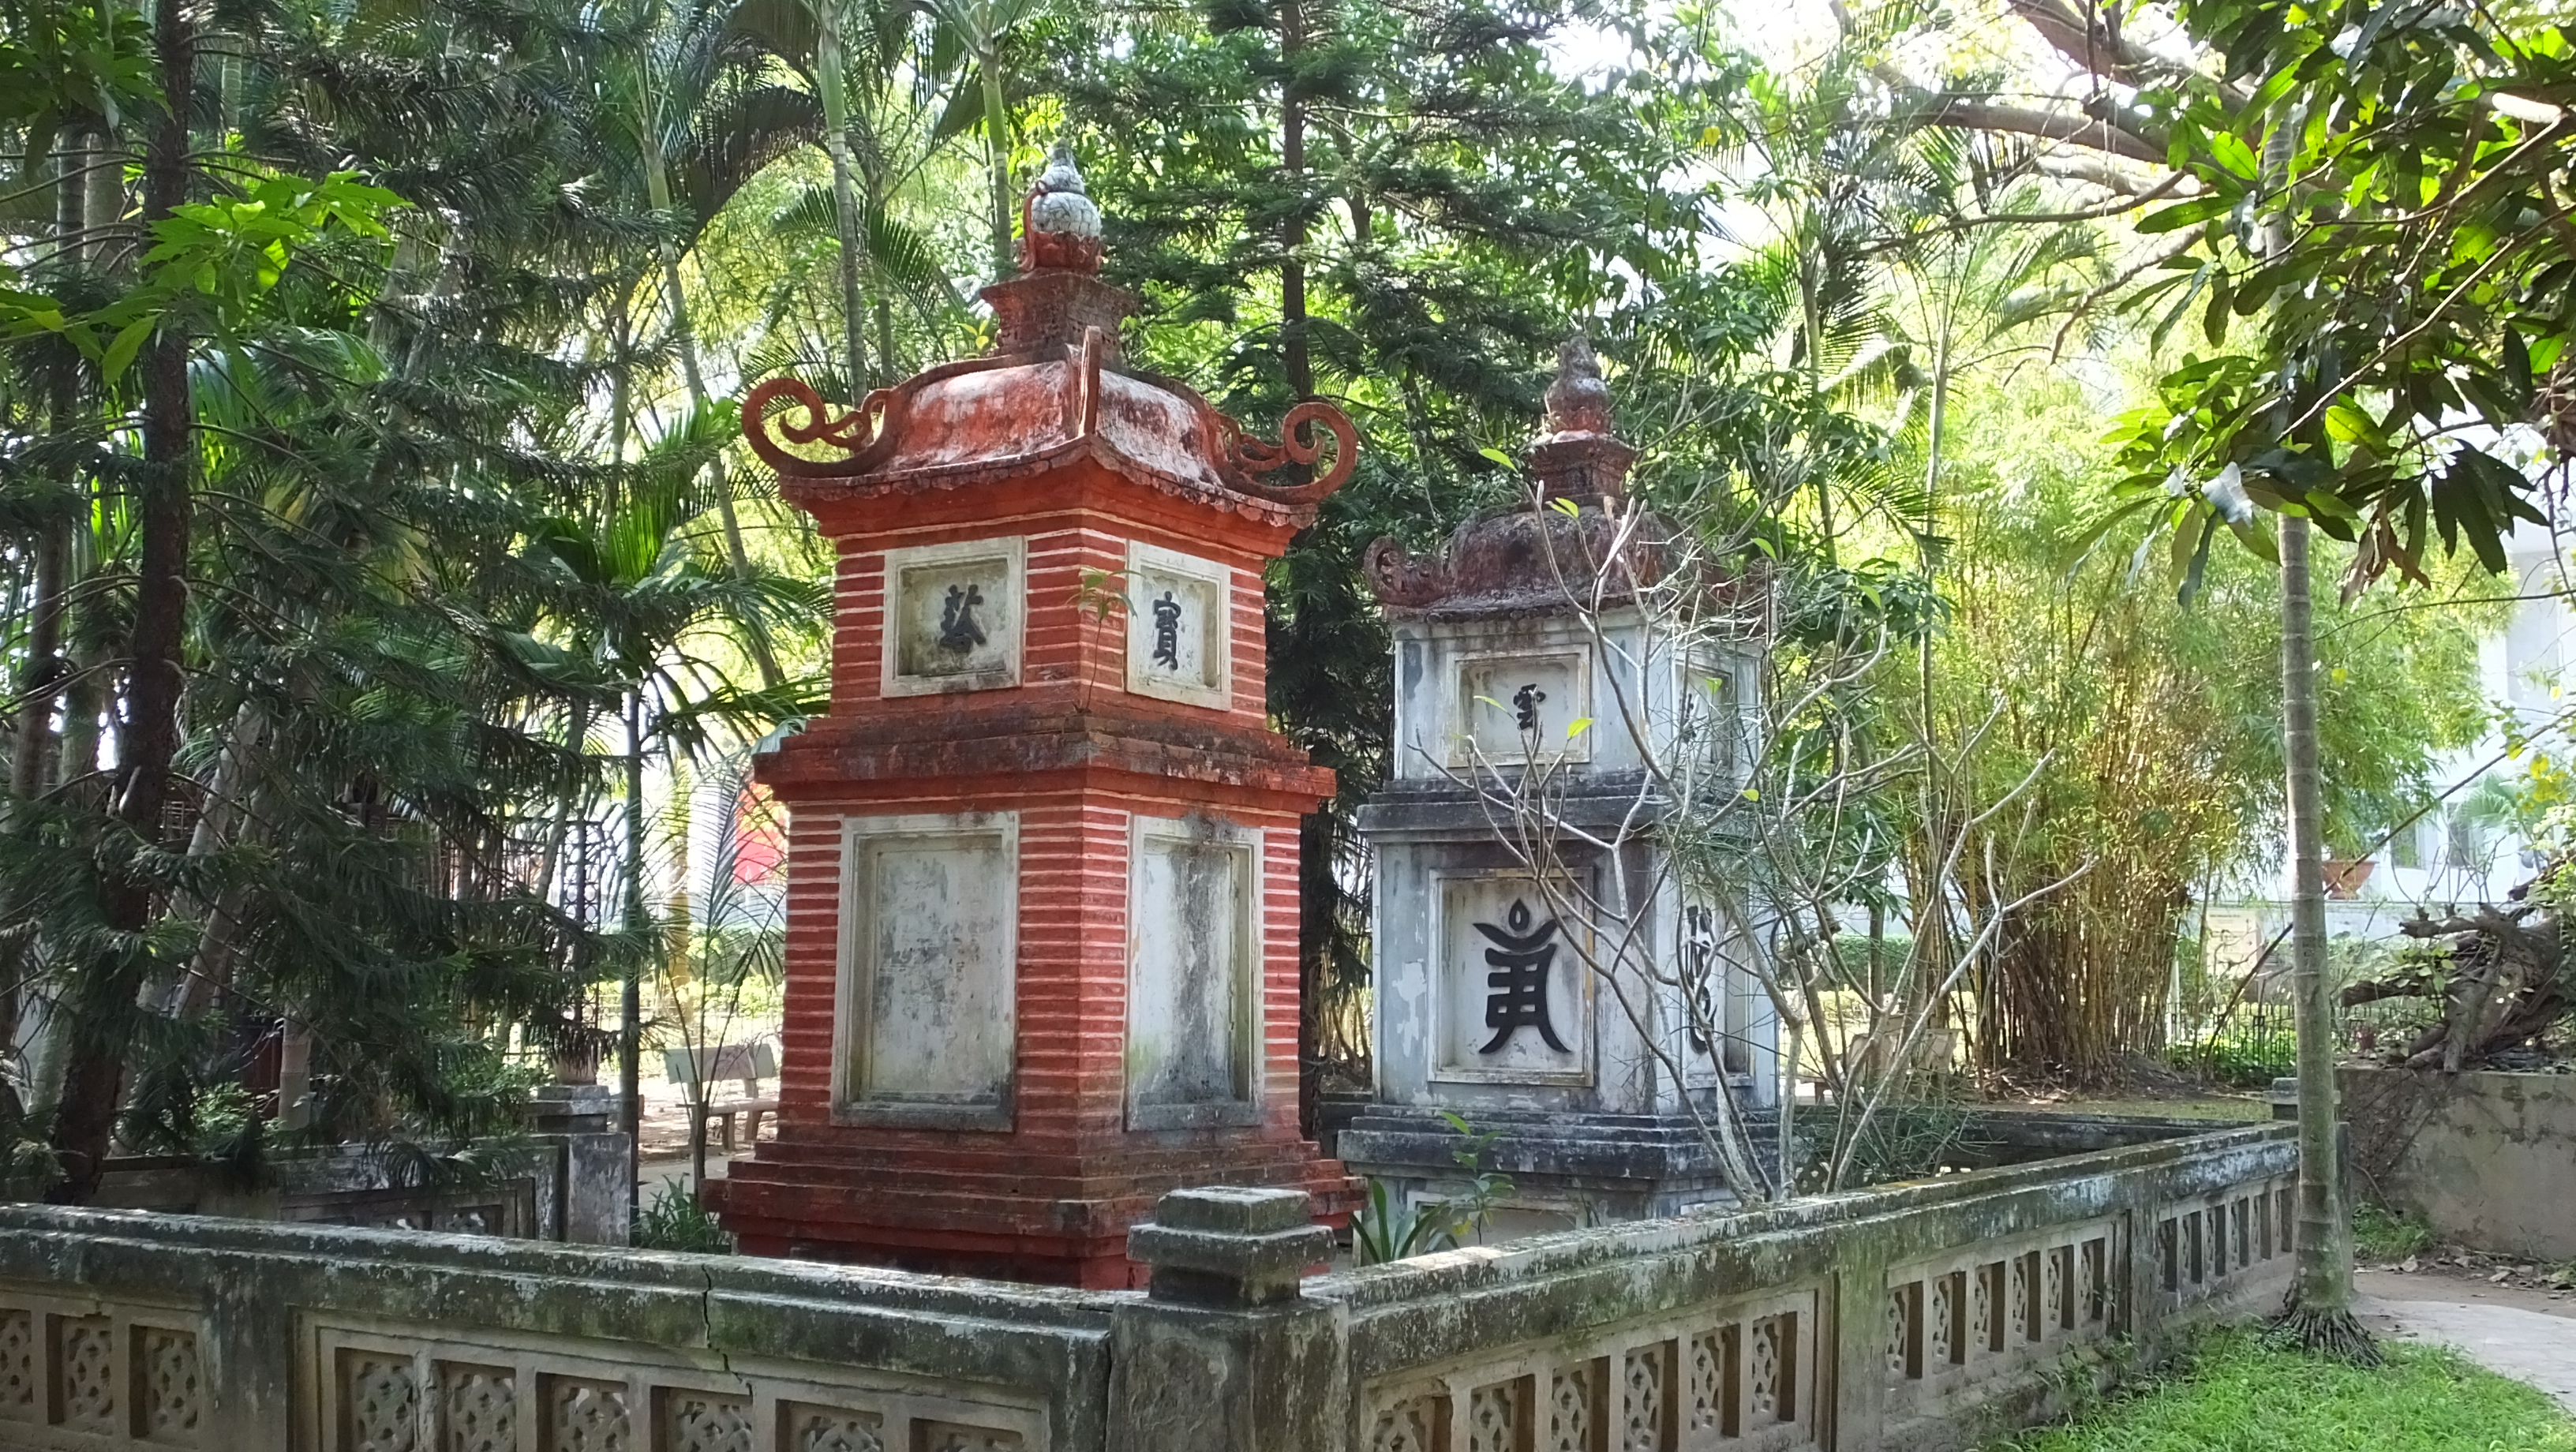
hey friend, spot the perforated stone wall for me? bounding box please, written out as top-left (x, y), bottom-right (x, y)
top-left (0, 1120), bottom-right (2298, 1452)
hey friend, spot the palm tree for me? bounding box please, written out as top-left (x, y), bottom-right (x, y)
top-left (916, 0), bottom-right (1043, 283)
top-left (734, 0), bottom-right (968, 388)
top-left (520, 434), bottom-right (821, 1231)
top-left (2275, 513), bottom-right (2368, 1356)
top-left (596, 0), bottom-right (822, 686)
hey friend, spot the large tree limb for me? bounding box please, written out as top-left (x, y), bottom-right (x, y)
top-left (2002, 0), bottom-right (2174, 87)
top-left (2000, 0), bottom-right (2254, 107)
top-left (1907, 92), bottom-right (2169, 165)
top-left (2030, 152), bottom-right (2179, 195)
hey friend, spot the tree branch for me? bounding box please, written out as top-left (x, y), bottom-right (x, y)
top-left (1908, 93), bottom-right (2168, 165)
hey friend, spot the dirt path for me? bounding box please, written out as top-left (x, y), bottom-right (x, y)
top-left (2355, 1267), bottom-right (2576, 1413)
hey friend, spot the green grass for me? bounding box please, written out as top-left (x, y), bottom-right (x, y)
top-left (1985, 1328), bottom-right (2576, 1451)
top-left (634, 1181), bottom-right (732, 1254)
top-left (2353, 1202), bottom-right (2439, 1263)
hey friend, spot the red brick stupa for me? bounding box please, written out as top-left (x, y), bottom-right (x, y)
top-left (706, 144), bottom-right (1356, 1286)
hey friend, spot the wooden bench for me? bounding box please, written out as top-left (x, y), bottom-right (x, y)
top-left (663, 1042), bottom-right (779, 1152)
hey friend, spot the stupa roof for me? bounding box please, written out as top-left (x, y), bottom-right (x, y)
top-left (743, 144), bottom-right (1355, 529)
top-left (1368, 333), bottom-right (1667, 619)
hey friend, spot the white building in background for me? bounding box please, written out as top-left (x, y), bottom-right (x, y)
top-left (2203, 529), bottom-right (2576, 990)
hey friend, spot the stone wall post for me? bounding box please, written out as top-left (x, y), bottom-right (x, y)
top-left (1109, 1187), bottom-right (1348, 1452)
top-left (527, 1081), bottom-right (633, 1244)
top-left (1825, 1243), bottom-right (1892, 1450)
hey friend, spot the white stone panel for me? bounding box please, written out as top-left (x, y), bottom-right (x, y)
top-left (1125, 815), bottom-right (1260, 1129)
top-left (1432, 874), bottom-right (1591, 1086)
top-left (1451, 650), bottom-right (1591, 765)
top-left (836, 813), bottom-right (1018, 1129)
top-left (880, 537), bottom-right (1024, 696)
top-left (1125, 541), bottom-right (1231, 708)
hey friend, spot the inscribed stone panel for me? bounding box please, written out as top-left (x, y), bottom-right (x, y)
top-left (1676, 896), bottom-right (1756, 1080)
top-left (1125, 815), bottom-right (1259, 1128)
top-left (1432, 873), bottom-right (1591, 1085)
top-left (1451, 650), bottom-right (1589, 765)
top-left (1678, 655), bottom-right (1741, 772)
top-left (838, 814), bottom-right (1018, 1128)
top-left (1124, 542), bottom-right (1230, 708)
top-left (880, 538), bottom-right (1024, 696)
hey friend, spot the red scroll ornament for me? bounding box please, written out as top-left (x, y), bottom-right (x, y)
top-left (742, 367), bottom-right (1357, 506)
top-left (1213, 400), bottom-right (1358, 504)
top-left (739, 376), bottom-right (901, 479)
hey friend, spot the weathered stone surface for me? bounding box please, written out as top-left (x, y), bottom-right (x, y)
top-left (1125, 816), bottom-right (1259, 1130)
top-left (1128, 1188), bottom-right (1331, 1308)
top-left (2341, 1066), bottom-right (2576, 1261)
top-left (837, 811), bottom-right (1020, 1126)
top-left (0, 1123), bottom-right (2298, 1452)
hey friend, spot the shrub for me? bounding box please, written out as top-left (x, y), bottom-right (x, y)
top-left (2352, 1203), bottom-right (2437, 1263)
top-left (635, 1182), bottom-right (732, 1254)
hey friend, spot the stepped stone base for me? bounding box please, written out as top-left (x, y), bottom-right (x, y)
top-left (706, 1131), bottom-right (1356, 1287)
top-left (1335, 1105), bottom-right (1780, 1230)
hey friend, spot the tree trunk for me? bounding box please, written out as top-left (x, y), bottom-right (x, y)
top-left (621, 694), bottom-right (648, 1239)
top-left (49, 0), bottom-right (196, 1203)
top-left (982, 58), bottom-right (1012, 283)
top-left (2274, 513), bottom-right (2375, 1359)
top-left (2, 131), bottom-right (88, 1090)
top-left (1279, 0), bottom-right (1311, 399)
top-left (638, 144), bottom-right (784, 692)
top-left (814, 2), bottom-right (874, 392)
top-left (149, 702), bottom-right (268, 1016)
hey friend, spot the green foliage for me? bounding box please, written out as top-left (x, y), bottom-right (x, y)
top-left (2172, 1024), bottom-right (2297, 1090)
top-left (2351, 1203), bottom-right (2437, 1264)
top-left (1986, 1327), bottom-right (2576, 1451)
top-left (0, 0), bottom-right (155, 139)
top-left (0, 0), bottom-right (834, 1198)
top-left (635, 1182), bottom-right (734, 1253)
top-left (2, 171), bottom-right (402, 380)
top-left (1351, 1112), bottom-right (1516, 1265)
top-left (2105, 0), bottom-right (2576, 589)
top-left (1938, 367), bottom-right (2492, 1081)
top-left (1809, 1098), bottom-right (1986, 1192)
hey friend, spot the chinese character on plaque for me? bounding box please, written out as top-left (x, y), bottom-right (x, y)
top-left (1476, 898), bottom-right (1568, 1053)
top-left (1126, 542), bottom-right (1230, 707)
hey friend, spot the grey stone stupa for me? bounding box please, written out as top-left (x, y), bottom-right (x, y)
top-left (1339, 335), bottom-right (1780, 1234)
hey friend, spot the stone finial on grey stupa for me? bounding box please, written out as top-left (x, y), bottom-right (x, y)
top-left (1530, 330), bottom-right (1638, 503)
top-left (1365, 331), bottom-right (1657, 614)
top-left (1542, 331), bottom-right (1615, 437)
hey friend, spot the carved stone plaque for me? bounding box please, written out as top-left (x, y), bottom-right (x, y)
top-left (1433, 873), bottom-right (1589, 1084)
top-left (1125, 541), bottom-right (1230, 708)
top-left (880, 537), bottom-right (1024, 696)
top-left (1452, 650), bottom-right (1589, 765)
top-left (1683, 657), bottom-right (1740, 770)
top-left (1125, 814), bottom-right (1260, 1128)
top-left (837, 813), bottom-right (1018, 1128)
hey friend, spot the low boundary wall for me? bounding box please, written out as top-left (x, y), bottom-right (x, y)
top-left (2342, 1067), bottom-right (2576, 1262)
top-left (0, 1121), bottom-right (2297, 1452)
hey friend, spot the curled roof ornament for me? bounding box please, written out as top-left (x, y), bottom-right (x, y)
top-left (736, 140), bottom-right (1356, 526)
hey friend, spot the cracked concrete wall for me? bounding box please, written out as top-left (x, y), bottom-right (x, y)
top-left (2343, 1067), bottom-right (2576, 1261)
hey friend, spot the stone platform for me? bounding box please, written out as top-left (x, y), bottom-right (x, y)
top-left (1334, 1102), bottom-right (1780, 1229)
